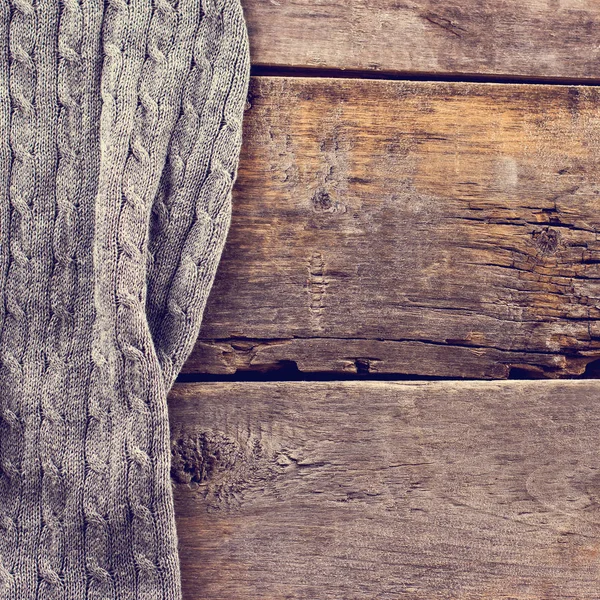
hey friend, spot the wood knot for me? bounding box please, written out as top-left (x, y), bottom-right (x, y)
top-left (311, 188), bottom-right (347, 214)
top-left (532, 226), bottom-right (560, 255)
top-left (171, 431), bottom-right (241, 485)
top-left (312, 189), bottom-right (332, 211)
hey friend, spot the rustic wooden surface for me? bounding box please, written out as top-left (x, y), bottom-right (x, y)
top-left (172, 2), bottom-right (600, 596)
top-left (243, 0), bottom-right (600, 81)
top-left (185, 77), bottom-right (600, 379)
top-left (170, 380), bottom-right (600, 599)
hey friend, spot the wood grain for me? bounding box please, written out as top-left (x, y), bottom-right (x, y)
top-left (170, 379), bottom-right (600, 599)
top-left (186, 77), bottom-right (600, 379)
top-left (244, 0), bottom-right (600, 81)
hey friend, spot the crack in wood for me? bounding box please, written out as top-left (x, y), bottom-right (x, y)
top-left (307, 252), bottom-right (328, 328)
top-left (186, 336), bottom-right (600, 379)
top-left (420, 11), bottom-right (467, 38)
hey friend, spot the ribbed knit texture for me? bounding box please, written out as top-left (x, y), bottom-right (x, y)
top-left (0, 0), bottom-right (250, 596)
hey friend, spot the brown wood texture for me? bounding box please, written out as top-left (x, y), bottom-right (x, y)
top-left (244, 0), bottom-right (600, 81)
top-left (170, 379), bottom-right (600, 599)
top-left (186, 77), bottom-right (600, 379)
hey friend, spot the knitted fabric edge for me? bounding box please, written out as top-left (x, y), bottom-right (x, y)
top-left (0, 0), bottom-right (250, 597)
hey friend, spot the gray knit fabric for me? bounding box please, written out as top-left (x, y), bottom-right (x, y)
top-left (0, 0), bottom-right (250, 596)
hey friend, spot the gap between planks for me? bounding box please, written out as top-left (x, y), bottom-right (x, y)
top-left (251, 64), bottom-right (600, 88)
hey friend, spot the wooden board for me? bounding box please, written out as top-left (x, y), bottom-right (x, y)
top-left (244, 0), bottom-right (600, 81)
top-left (170, 379), bottom-right (600, 599)
top-left (185, 77), bottom-right (600, 379)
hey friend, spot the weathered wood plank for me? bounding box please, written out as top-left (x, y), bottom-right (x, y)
top-left (170, 380), bottom-right (600, 599)
top-left (244, 0), bottom-right (600, 81)
top-left (185, 77), bottom-right (600, 379)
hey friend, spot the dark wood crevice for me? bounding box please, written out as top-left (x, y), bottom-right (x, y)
top-left (175, 356), bottom-right (600, 383)
top-left (251, 64), bottom-right (600, 88)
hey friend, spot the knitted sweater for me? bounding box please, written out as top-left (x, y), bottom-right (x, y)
top-left (0, 0), bottom-right (250, 597)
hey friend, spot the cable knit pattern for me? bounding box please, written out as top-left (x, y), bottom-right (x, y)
top-left (147, 0), bottom-right (250, 391)
top-left (0, 0), bottom-right (36, 594)
top-left (36, 1), bottom-right (85, 597)
top-left (0, 0), bottom-right (250, 596)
